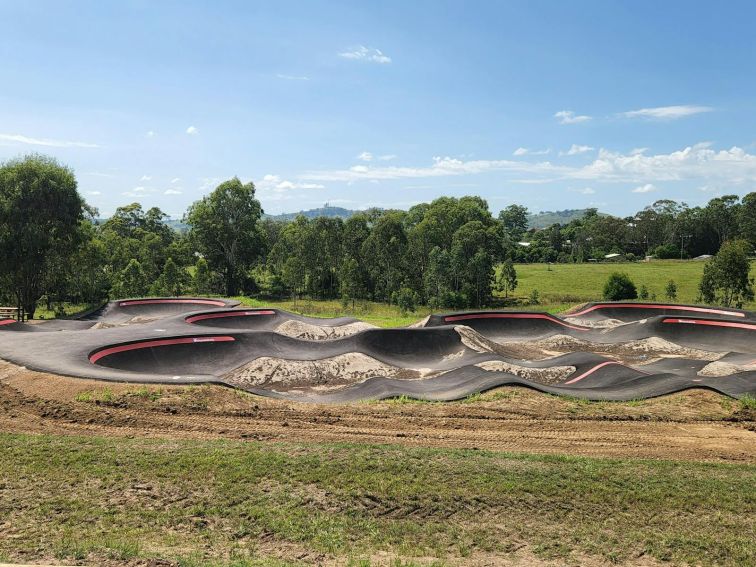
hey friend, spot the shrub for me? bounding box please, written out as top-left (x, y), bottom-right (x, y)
top-left (603, 272), bottom-right (638, 301)
top-left (665, 280), bottom-right (678, 301)
top-left (653, 243), bottom-right (680, 259)
top-left (392, 287), bottom-right (418, 315)
top-left (528, 289), bottom-right (540, 305)
top-left (638, 284), bottom-right (649, 300)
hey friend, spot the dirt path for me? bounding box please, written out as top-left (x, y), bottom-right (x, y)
top-left (1, 361), bottom-right (754, 462)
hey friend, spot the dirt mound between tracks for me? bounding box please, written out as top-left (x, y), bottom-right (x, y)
top-left (225, 353), bottom-right (437, 390)
top-left (274, 319), bottom-right (376, 340)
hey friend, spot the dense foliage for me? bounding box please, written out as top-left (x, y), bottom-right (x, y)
top-left (1, 154), bottom-right (755, 313)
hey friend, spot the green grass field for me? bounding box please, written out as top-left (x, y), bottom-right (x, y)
top-left (234, 260), bottom-right (756, 326)
top-left (1, 433), bottom-right (753, 566)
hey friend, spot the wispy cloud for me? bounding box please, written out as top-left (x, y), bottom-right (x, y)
top-left (122, 186), bottom-right (152, 197)
top-left (576, 187), bottom-right (596, 195)
top-left (621, 105), bottom-right (713, 120)
top-left (0, 133), bottom-right (99, 148)
top-left (87, 191), bottom-right (102, 196)
top-left (339, 45), bottom-right (392, 64)
top-left (632, 183), bottom-right (657, 193)
top-left (554, 110), bottom-right (592, 125)
top-left (146, 130), bottom-right (156, 138)
top-left (299, 143), bottom-right (756, 188)
top-left (258, 174), bottom-right (325, 193)
top-left (513, 147), bottom-right (550, 156)
top-left (164, 189), bottom-right (182, 195)
top-left (562, 144), bottom-right (594, 156)
top-left (357, 151), bottom-right (396, 162)
top-left (276, 74), bottom-right (310, 81)
top-left (171, 177), bottom-right (181, 184)
top-left (301, 156), bottom-right (564, 183)
top-left (140, 175), bottom-right (152, 181)
top-left (186, 126), bottom-right (199, 135)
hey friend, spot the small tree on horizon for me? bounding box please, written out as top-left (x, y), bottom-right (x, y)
top-left (494, 260), bottom-right (518, 299)
top-left (193, 257), bottom-right (212, 295)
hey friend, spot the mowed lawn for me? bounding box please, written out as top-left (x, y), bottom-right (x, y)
top-left (514, 260), bottom-right (723, 309)
top-left (234, 260), bottom-right (756, 326)
top-left (0, 433), bottom-right (754, 567)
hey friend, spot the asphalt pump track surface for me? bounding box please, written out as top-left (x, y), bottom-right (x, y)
top-left (0, 298), bottom-right (754, 403)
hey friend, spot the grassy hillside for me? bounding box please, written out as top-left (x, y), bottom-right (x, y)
top-left (1, 433), bottom-right (753, 566)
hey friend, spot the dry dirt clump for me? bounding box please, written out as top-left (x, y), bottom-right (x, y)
top-left (515, 334), bottom-right (721, 361)
top-left (90, 315), bottom-right (161, 329)
top-left (474, 360), bottom-right (576, 384)
top-left (225, 353), bottom-right (413, 389)
top-left (563, 316), bottom-right (626, 329)
top-left (697, 360), bottom-right (755, 377)
top-left (274, 319), bottom-right (376, 340)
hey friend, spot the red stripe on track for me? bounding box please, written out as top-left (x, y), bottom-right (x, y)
top-left (443, 313), bottom-right (588, 331)
top-left (89, 336), bottom-right (235, 364)
top-left (118, 299), bottom-right (227, 308)
top-left (563, 361), bottom-right (623, 385)
top-left (568, 303), bottom-right (745, 318)
top-left (185, 310), bottom-right (275, 324)
top-left (661, 318), bottom-right (756, 330)
top-left (0, 319), bottom-right (16, 326)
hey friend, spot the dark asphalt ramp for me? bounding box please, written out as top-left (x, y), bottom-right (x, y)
top-left (0, 298), bottom-right (753, 402)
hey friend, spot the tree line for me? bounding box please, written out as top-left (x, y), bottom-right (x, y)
top-left (1, 154), bottom-right (755, 317)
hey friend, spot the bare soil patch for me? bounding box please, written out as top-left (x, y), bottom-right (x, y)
top-left (1, 360), bottom-right (753, 463)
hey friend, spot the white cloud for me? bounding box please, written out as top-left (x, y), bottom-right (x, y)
top-left (0, 133), bottom-right (99, 148)
top-left (146, 130), bottom-right (156, 138)
top-left (513, 147), bottom-right (551, 157)
top-left (302, 156), bottom-right (564, 183)
top-left (569, 143), bottom-right (756, 183)
top-left (632, 183), bottom-right (657, 193)
top-left (171, 177), bottom-right (181, 184)
top-left (276, 74), bottom-right (310, 81)
top-left (562, 144), bottom-right (595, 156)
top-left (198, 177), bottom-right (221, 192)
top-left (621, 105), bottom-right (713, 120)
top-left (339, 45), bottom-right (392, 64)
top-left (357, 151), bottom-right (373, 162)
top-left (87, 191), bottom-right (102, 196)
top-left (554, 110), bottom-right (591, 125)
top-left (378, 154), bottom-right (397, 161)
top-left (164, 189), bottom-right (182, 195)
top-left (186, 126), bottom-right (199, 135)
top-left (579, 187), bottom-right (596, 195)
top-left (258, 174), bottom-right (325, 193)
top-left (299, 143), bottom-right (756, 188)
top-left (140, 175), bottom-right (152, 181)
top-left (122, 186), bottom-right (151, 197)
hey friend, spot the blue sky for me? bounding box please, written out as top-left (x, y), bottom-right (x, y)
top-left (1, 0), bottom-right (755, 218)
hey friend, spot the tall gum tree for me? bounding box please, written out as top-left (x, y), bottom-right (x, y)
top-left (185, 177), bottom-right (263, 295)
top-left (0, 154), bottom-right (85, 318)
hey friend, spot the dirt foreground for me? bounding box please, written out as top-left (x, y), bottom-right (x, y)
top-left (1, 360), bottom-right (754, 463)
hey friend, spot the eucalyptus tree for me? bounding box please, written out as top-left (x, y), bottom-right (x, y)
top-left (185, 177), bottom-right (263, 295)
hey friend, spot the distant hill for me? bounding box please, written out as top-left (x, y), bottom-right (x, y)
top-left (527, 209), bottom-right (608, 229)
top-left (264, 206), bottom-right (359, 222)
